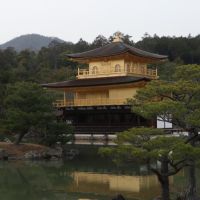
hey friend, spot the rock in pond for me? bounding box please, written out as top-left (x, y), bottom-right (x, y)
top-left (64, 149), bottom-right (79, 160)
top-left (24, 150), bottom-right (43, 160)
top-left (45, 147), bottom-right (63, 158)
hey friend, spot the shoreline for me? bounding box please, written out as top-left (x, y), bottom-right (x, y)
top-left (0, 142), bottom-right (64, 160)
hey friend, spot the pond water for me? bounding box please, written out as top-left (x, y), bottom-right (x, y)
top-left (0, 147), bottom-right (199, 200)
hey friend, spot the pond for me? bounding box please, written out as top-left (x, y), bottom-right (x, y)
top-left (0, 147), bottom-right (199, 200)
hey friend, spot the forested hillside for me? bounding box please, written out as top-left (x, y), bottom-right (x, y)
top-left (0, 34), bottom-right (65, 52)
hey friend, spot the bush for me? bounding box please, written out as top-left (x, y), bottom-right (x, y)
top-left (43, 122), bottom-right (74, 146)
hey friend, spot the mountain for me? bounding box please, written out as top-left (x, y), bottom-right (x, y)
top-left (0, 34), bottom-right (65, 52)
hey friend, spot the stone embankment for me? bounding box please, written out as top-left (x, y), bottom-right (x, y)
top-left (0, 142), bottom-right (79, 160)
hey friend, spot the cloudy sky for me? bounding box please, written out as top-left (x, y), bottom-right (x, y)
top-left (0, 0), bottom-right (199, 44)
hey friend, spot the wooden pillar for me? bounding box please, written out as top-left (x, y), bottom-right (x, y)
top-left (156, 67), bottom-right (158, 77)
top-left (63, 91), bottom-right (66, 106)
top-left (144, 66), bottom-right (147, 75)
top-left (108, 111), bottom-right (111, 134)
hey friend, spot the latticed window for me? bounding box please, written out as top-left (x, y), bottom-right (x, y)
top-left (92, 66), bottom-right (98, 74)
top-left (115, 64), bottom-right (121, 72)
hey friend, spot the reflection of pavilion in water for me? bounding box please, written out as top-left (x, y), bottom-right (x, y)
top-left (67, 171), bottom-right (173, 200)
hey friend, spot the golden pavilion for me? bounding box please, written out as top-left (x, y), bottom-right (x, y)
top-left (43, 33), bottom-right (167, 135)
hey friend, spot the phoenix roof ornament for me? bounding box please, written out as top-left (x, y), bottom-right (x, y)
top-left (113, 32), bottom-right (123, 42)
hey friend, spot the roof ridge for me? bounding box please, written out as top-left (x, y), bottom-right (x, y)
top-left (67, 41), bottom-right (167, 60)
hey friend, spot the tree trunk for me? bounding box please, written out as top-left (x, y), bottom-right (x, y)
top-left (186, 131), bottom-right (197, 200)
top-left (15, 132), bottom-right (26, 145)
top-left (158, 160), bottom-right (170, 200)
top-left (186, 161), bottom-right (197, 200)
top-left (161, 176), bottom-right (170, 200)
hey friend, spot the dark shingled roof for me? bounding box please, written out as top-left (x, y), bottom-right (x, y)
top-left (67, 42), bottom-right (168, 60)
top-left (42, 76), bottom-right (150, 89)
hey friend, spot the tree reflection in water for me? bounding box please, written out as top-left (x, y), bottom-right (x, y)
top-left (0, 159), bottom-right (197, 200)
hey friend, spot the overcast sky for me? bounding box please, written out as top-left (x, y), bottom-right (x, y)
top-left (0, 0), bottom-right (200, 44)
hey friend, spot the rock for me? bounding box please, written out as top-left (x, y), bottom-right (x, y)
top-left (24, 147), bottom-right (64, 160)
top-left (0, 149), bottom-right (8, 160)
top-left (45, 147), bottom-right (63, 158)
top-left (50, 156), bottom-right (59, 161)
top-left (4, 138), bottom-right (12, 143)
top-left (24, 150), bottom-right (42, 160)
top-left (64, 149), bottom-right (79, 160)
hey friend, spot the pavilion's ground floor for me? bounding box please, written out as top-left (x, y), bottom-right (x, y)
top-left (56, 105), bottom-right (155, 135)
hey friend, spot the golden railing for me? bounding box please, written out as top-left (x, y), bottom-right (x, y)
top-left (53, 98), bottom-right (127, 107)
top-left (77, 69), bottom-right (124, 79)
top-left (128, 67), bottom-right (157, 77)
top-left (77, 66), bottom-right (157, 79)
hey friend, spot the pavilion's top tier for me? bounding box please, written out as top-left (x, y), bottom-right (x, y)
top-left (67, 33), bottom-right (167, 79)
